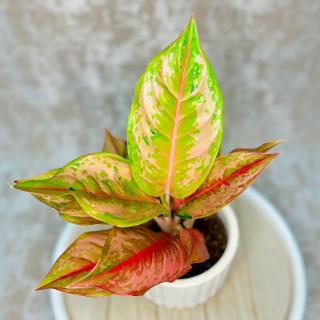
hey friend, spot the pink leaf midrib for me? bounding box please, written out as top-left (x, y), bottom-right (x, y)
top-left (165, 29), bottom-right (193, 196)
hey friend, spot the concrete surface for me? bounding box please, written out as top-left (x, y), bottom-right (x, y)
top-left (0, 1), bottom-right (319, 319)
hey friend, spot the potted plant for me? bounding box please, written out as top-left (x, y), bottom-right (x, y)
top-left (13, 17), bottom-right (280, 309)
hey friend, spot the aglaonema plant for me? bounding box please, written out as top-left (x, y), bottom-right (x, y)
top-left (13, 17), bottom-right (280, 297)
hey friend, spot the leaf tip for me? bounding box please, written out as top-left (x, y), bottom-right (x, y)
top-left (34, 281), bottom-right (46, 291)
top-left (271, 152), bottom-right (280, 158)
top-left (188, 14), bottom-right (198, 31)
top-left (263, 152), bottom-right (280, 165)
top-left (11, 180), bottom-right (27, 192)
top-left (8, 181), bottom-right (15, 189)
top-left (34, 273), bottom-right (56, 291)
top-left (11, 181), bottom-right (23, 190)
top-left (269, 139), bottom-right (285, 149)
top-left (182, 14), bottom-right (199, 44)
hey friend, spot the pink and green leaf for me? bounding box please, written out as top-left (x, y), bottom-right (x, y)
top-left (127, 17), bottom-right (223, 199)
top-left (70, 226), bottom-right (207, 295)
top-left (36, 230), bottom-right (111, 296)
top-left (176, 151), bottom-right (278, 219)
top-left (101, 129), bottom-right (127, 157)
top-left (15, 168), bottom-right (99, 225)
top-left (14, 153), bottom-right (167, 227)
top-left (34, 193), bottom-right (100, 225)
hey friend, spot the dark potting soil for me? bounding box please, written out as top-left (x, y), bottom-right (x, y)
top-left (179, 215), bottom-right (227, 279)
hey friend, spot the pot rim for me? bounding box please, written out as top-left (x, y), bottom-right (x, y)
top-left (158, 205), bottom-right (239, 288)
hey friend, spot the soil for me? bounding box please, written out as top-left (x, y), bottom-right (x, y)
top-left (179, 215), bottom-right (227, 279)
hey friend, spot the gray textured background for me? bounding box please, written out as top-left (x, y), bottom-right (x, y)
top-left (0, 1), bottom-right (319, 319)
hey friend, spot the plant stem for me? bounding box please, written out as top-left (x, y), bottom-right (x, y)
top-left (165, 192), bottom-right (171, 217)
top-left (183, 219), bottom-right (195, 229)
top-left (154, 216), bottom-right (181, 233)
top-left (155, 193), bottom-right (182, 233)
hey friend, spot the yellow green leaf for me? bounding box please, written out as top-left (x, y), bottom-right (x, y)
top-left (14, 153), bottom-right (167, 227)
top-left (127, 17), bottom-right (223, 199)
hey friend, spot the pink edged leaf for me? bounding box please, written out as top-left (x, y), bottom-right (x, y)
top-left (36, 230), bottom-right (111, 296)
top-left (230, 140), bottom-right (283, 154)
top-left (101, 129), bottom-right (127, 158)
top-left (70, 226), bottom-right (192, 295)
top-left (179, 229), bottom-right (209, 264)
top-left (176, 151), bottom-right (278, 218)
top-left (14, 153), bottom-right (167, 227)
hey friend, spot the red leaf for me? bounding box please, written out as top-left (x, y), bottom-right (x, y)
top-left (70, 227), bottom-right (192, 295)
top-left (37, 226), bottom-right (211, 296)
top-left (180, 229), bottom-right (209, 264)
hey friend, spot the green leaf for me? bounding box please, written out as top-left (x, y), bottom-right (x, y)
top-left (127, 17), bottom-right (223, 199)
top-left (70, 227), bottom-right (202, 295)
top-left (176, 151), bottom-right (278, 219)
top-left (101, 129), bottom-right (127, 157)
top-left (16, 129), bottom-right (129, 225)
top-left (14, 153), bottom-right (167, 227)
top-left (36, 230), bottom-right (111, 297)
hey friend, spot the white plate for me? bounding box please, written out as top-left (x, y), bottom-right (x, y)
top-left (50, 188), bottom-right (306, 320)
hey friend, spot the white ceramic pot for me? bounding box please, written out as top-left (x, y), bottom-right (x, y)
top-left (144, 205), bottom-right (239, 309)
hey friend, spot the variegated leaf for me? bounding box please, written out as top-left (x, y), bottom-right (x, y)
top-left (37, 227), bottom-right (208, 296)
top-left (230, 140), bottom-right (283, 154)
top-left (33, 193), bottom-right (99, 225)
top-left (127, 17), bottom-right (223, 199)
top-left (36, 230), bottom-right (111, 297)
top-left (16, 169), bottom-right (100, 225)
top-left (14, 153), bottom-right (167, 227)
top-left (101, 129), bottom-right (127, 157)
top-left (176, 152), bottom-right (278, 219)
top-left (70, 227), bottom-right (199, 295)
